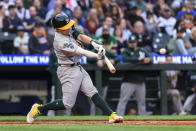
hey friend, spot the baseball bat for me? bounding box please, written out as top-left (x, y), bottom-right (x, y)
top-left (104, 54), bottom-right (116, 73)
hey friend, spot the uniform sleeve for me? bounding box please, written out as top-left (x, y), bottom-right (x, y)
top-left (72, 27), bottom-right (84, 39)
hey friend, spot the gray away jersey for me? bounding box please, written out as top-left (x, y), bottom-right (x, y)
top-left (53, 32), bottom-right (82, 65)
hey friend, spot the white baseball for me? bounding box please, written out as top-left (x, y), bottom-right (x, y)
top-left (159, 48), bottom-right (166, 54)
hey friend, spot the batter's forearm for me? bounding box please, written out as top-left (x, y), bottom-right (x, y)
top-left (75, 47), bottom-right (98, 58)
top-left (77, 34), bottom-right (92, 44)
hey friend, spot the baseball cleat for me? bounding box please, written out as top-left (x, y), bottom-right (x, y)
top-left (109, 112), bottom-right (123, 124)
top-left (26, 103), bottom-right (42, 123)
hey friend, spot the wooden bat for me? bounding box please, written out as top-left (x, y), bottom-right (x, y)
top-left (104, 54), bottom-right (116, 73)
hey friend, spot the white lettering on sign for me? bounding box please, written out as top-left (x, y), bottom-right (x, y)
top-left (172, 56), bottom-right (181, 64)
top-left (153, 56), bottom-right (166, 64)
top-left (39, 56), bottom-right (49, 64)
top-left (152, 55), bottom-right (195, 64)
top-left (182, 56), bottom-right (192, 64)
top-left (0, 56), bottom-right (24, 64)
top-left (25, 56), bottom-right (38, 64)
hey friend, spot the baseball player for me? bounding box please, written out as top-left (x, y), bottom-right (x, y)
top-left (26, 13), bottom-right (123, 124)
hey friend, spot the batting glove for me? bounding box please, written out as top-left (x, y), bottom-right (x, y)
top-left (90, 39), bottom-right (102, 50)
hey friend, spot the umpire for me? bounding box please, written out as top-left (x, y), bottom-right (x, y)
top-left (116, 35), bottom-right (152, 115)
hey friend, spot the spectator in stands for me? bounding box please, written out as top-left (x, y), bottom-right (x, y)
top-left (173, 27), bottom-right (196, 55)
top-left (114, 25), bottom-right (127, 54)
top-left (95, 16), bottom-right (114, 36)
top-left (171, 0), bottom-right (183, 11)
top-left (33, 0), bottom-right (47, 20)
top-left (133, 21), bottom-right (152, 52)
top-left (2, 5), bottom-right (21, 54)
top-left (118, 18), bottom-right (131, 42)
top-left (72, 7), bottom-right (86, 30)
top-left (125, 6), bottom-right (145, 32)
top-left (47, 0), bottom-right (55, 11)
top-left (23, 6), bottom-right (38, 33)
top-left (131, 0), bottom-right (146, 13)
top-left (45, 7), bottom-right (62, 37)
top-left (45, 0), bottom-right (62, 22)
top-left (111, 3), bottom-right (123, 25)
top-left (144, 10), bottom-right (159, 35)
top-left (181, 12), bottom-right (194, 34)
top-left (29, 21), bottom-right (50, 54)
top-left (3, 5), bottom-right (22, 34)
top-left (43, 0), bottom-right (50, 8)
top-left (15, 0), bottom-right (30, 21)
top-left (48, 0), bottom-right (77, 12)
top-left (116, 0), bottom-right (128, 13)
top-left (77, 0), bottom-right (92, 17)
top-left (92, 0), bottom-right (104, 20)
top-left (164, 55), bottom-right (186, 115)
top-left (96, 25), bottom-right (117, 53)
top-left (157, 7), bottom-right (176, 37)
top-left (141, 3), bottom-right (154, 21)
top-left (48, 11), bottom-right (62, 27)
top-left (85, 9), bottom-right (99, 35)
top-left (61, 0), bottom-right (73, 18)
top-left (153, 0), bottom-right (166, 17)
top-left (167, 21), bottom-right (184, 53)
top-left (116, 34), bottom-right (152, 115)
top-left (0, 0), bottom-right (14, 16)
top-left (23, 0), bottom-right (33, 9)
top-left (14, 25), bottom-right (29, 54)
top-left (176, 1), bottom-right (196, 20)
top-left (101, 0), bottom-right (113, 17)
top-left (189, 27), bottom-right (196, 47)
top-left (0, 5), bottom-right (5, 30)
top-left (65, 0), bottom-right (78, 11)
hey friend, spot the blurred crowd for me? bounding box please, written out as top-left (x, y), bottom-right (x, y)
top-left (0, 0), bottom-right (195, 56)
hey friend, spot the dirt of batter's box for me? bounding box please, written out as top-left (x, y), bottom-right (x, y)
top-left (0, 121), bottom-right (196, 126)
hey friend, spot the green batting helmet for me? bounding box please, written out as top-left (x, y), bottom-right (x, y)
top-left (52, 13), bottom-right (75, 30)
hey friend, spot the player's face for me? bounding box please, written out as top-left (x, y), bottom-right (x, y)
top-left (128, 42), bottom-right (137, 49)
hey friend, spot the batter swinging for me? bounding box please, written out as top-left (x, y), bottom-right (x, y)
top-left (26, 13), bottom-right (123, 124)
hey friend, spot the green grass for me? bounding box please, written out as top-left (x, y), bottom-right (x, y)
top-left (0, 116), bottom-right (196, 131)
top-left (0, 125), bottom-right (196, 131)
top-left (0, 115), bottom-right (196, 121)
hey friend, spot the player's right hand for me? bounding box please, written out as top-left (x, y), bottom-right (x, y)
top-left (98, 46), bottom-right (105, 55)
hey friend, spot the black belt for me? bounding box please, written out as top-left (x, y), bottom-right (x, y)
top-left (58, 62), bottom-right (80, 67)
